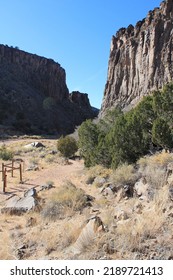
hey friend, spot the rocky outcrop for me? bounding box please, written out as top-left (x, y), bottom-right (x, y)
top-left (70, 91), bottom-right (91, 108)
top-left (101, 0), bottom-right (173, 115)
top-left (0, 45), bottom-right (97, 135)
top-left (1, 188), bottom-right (39, 215)
top-left (0, 44), bottom-right (69, 101)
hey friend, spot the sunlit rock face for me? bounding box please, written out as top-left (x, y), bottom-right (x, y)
top-left (100, 0), bottom-right (173, 115)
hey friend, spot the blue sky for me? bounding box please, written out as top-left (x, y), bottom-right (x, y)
top-left (0, 0), bottom-right (161, 108)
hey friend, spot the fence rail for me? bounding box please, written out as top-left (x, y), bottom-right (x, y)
top-left (0, 159), bottom-right (24, 193)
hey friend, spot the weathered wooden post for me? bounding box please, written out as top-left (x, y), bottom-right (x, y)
top-left (3, 168), bottom-right (7, 193)
top-left (19, 163), bottom-right (22, 183)
top-left (2, 163), bottom-right (4, 181)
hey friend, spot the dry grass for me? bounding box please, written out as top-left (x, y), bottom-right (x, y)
top-left (137, 152), bottom-right (170, 190)
top-left (44, 154), bottom-right (57, 163)
top-left (0, 214), bottom-right (27, 259)
top-left (41, 181), bottom-right (90, 221)
top-left (86, 165), bottom-right (112, 180)
top-left (1, 138), bottom-right (173, 260)
top-left (138, 151), bottom-right (173, 169)
top-left (110, 163), bottom-right (138, 186)
top-left (112, 186), bottom-right (169, 256)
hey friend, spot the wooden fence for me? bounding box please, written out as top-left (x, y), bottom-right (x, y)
top-left (0, 159), bottom-right (24, 193)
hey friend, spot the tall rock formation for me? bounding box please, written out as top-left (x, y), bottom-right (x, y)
top-left (0, 44), bottom-right (96, 135)
top-left (101, 0), bottom-right (173, 115)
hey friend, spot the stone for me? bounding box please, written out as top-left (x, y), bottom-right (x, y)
top-left (24, 188), bottom-right (37, 197)
top-left (169, 187), bottom-right (173, 201)
top-left (103, 187), bottom-right (114, 197)
top-left (94, 177), bottom-right (106, 187)
top-left (1, 188), bottom-right (39, 215)
top-left (40, 183), bottom-right (54, 191)
top-left (100, 0), bottom-right (173, 115)
top-left (134, 177), bottom-right (149, 198)
top-left (24, 142), bottom-right (45, 149)
top-left (25, 165), bottom-right (39, 171)
top-left (71, 216), bottom-right (104, 254)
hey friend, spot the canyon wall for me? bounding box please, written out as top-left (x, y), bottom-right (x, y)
top-left (101, 0), bottom-right (173, 114)
top-left (0, 45), bottom-right (96, 135)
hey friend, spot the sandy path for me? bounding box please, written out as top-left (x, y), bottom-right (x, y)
top-left (0, 138), bottom-right (86, 204)
top-left (25, 159), bottom-right (85, 189)
top-left (0, 159), bottom-right (85, 203)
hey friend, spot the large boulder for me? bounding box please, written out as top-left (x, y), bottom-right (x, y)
top-left (24, 142), bottom-right (45, 149)
top-left (1, 187), bottom-right (39, 215)
top-left (70, 216), bottom-right (104, 254)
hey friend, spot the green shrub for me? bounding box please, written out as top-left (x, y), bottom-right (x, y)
top-left (78, 82), bottom-right (173, 169)
top-left (78, 120), bottom-right (99, 167)
top-left (152, 118), bottom-right (173, 149)
top-left (0, 145), bottom-right (14, 161)
top-left (57, 136), bottom-right (78, 158)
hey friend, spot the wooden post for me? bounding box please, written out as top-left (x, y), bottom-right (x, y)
top-left (19, 163), bottom-right (22, 183)
top-left (11, 160), bottom-right (14, 177)
top-left (3, 168), bottom-right (7, 193)
top-left (2, 163), bottom-right (4, 181)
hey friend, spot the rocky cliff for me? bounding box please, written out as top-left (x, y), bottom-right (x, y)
top-left (0, 44), bottom-right (96, 135)
top-left (101, 0), bottom-right (173, 115)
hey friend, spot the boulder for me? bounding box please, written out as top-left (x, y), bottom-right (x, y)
top-left (134, 177), bottom-right (149, 198)
top-left (71, 216), bottom-right (104, 254)
top-left (24, 142), bottom-right (45, 149)
top-left (94, 177), bottom-right (106, 187)
top-left (1, 188), bottom-right (39, 215)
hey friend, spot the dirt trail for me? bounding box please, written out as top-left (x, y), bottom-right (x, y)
top-left (0, 138), bottom-right (85, 205)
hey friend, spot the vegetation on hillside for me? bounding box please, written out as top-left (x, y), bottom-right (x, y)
top-left (78, 83), bottom-right (173, 168)
top-left (57, 136), bottom-right (78, 158)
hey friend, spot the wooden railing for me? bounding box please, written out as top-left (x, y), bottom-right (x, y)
top-left (0, 159), bottom-right (24, 193)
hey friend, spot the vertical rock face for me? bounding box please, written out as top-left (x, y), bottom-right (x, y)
top-left (101, 0), bottom-right (173, 115)
top-left (0, 45), bottom-right (96, 135)
top-left (0, 44), bottom-right (69, 101)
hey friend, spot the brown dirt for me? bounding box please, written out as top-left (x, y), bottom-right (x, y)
top-left (0, 138), bottom-right (87, 204)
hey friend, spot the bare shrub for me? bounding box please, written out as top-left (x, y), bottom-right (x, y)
top-left (0, 144), bottom-right (14, 160)
top-left (110, 163), bottom-right (138, 186)
top-left (41, 201), bottom-right (68, 221)
top-left (44, 154), bottom-right (57, 163)
top-left (85, 165), bottom-right (112, 185)
top-left (138, 151), bottom-right (173, 169)
top-left (52, 181), bottom-right (89, 211)
top-left (87, 165), bottom-right (112, 179)
top-left (140, 165), bottom-right (166, 191)
top-left (137, 153), bottom-right (169, 190)
top-left (41, 181), bottom-right (91, 221)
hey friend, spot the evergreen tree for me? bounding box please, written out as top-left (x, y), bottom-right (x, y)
top-left (152, 118), bottom-right (173, 149)
top-left (78, 120), bottom-right (99, 167)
